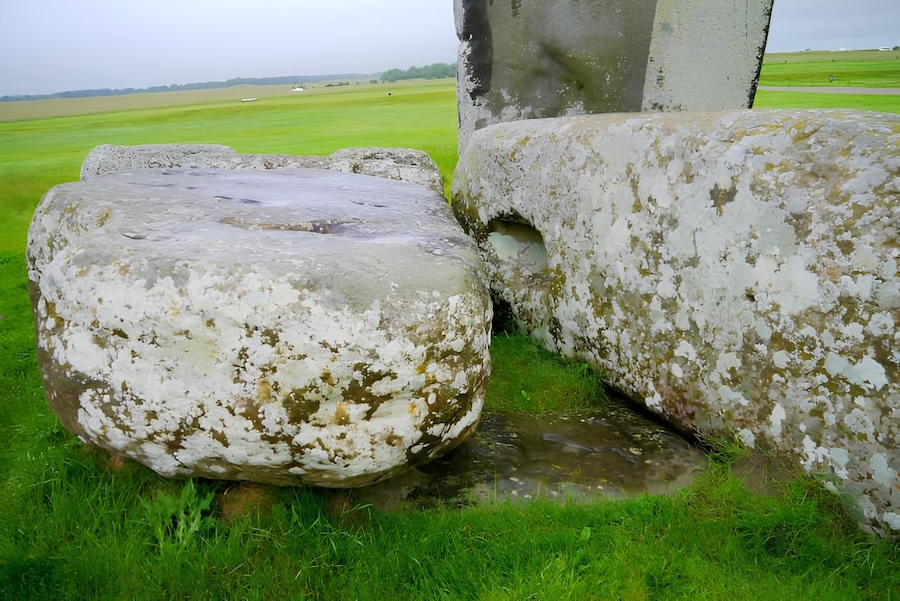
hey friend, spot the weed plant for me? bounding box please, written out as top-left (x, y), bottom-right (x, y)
top-left (0, 80), bottom-right (898, 599)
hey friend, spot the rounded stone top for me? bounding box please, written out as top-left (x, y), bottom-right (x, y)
top-left (31, 168), bottom-right (480, 312)
top-left (27, 168), bottom-right (492, 487)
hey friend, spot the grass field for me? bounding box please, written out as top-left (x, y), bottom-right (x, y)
top-left (1, 72), bottom-right (898, 598)
top-left (756, 49), bottom-right (900, 112)
top-left (760, 49), bottom-right (900, 88)
top-left (0, 80), bottom-right (457, 253)
top-left (754, 89), bottom-right (900, 113)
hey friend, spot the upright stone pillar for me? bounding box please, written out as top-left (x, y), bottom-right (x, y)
top-left (455, 0), bottom-right (775, 153)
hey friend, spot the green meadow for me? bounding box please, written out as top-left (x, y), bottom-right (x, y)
top-left (1, 74), bottom-right (898, 598)
top-left (754, 89), bottom-right (900, 113)
top-left (760, 49), bottom-right (900, 88)
top-left (757, 49), bottom-right (900, 112)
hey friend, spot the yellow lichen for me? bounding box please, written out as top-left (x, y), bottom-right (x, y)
top-left (333, 403), bottom-right (350, 426)
top-left (257, 379), bottom-right (273, 404)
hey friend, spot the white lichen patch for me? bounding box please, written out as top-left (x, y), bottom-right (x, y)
top-left (453, 109), bottom-right (899, 532)
top-left (28, 168), bottom-right (491, 487)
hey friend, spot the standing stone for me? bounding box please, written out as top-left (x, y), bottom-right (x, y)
top-left (454, 0), bottom-right (775, 152)
top-left (28, 168), bottom-right (491, 487)
top-left (453, 109), bottom-right (900, 534)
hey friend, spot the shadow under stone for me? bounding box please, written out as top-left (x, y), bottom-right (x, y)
top-left (357, 393), bottom-right (707, 510)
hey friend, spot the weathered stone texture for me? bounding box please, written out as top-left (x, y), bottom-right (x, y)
top-left (454, 0), bottom-right (774, 152)
top-left (28, 168), bottom-right (490, 487)
top-left (81, 144), bottom-right (444, 194)
top-left (79, 144), bottom-right (247, 179)
top-left (453, 109), bottom-right (899, 533)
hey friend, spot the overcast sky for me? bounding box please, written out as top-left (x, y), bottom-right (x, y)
top-left (0, 0), bottom-right (897, 97)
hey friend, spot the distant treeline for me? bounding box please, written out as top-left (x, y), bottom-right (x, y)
top-left (0, 74), bottom-right (369, 103)
top-left (380, 63), bottom-right (455, 82)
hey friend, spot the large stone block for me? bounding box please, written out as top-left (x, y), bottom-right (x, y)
top-left (455, 0), bottom-right (774, 152)
top-left (28, 168), bottom-right (491, 487)
top-left (453, 109), bottom-right (899, 533)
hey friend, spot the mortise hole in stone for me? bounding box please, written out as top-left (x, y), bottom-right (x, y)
top-left (219, 215), bottom-right (342, 234)
top-left (486, 216), bottom-right (549, 273)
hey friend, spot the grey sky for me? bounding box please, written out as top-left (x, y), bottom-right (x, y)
top-left (0, 0), bottom-right (896, 97)
top-left (0, 0), bottom-right (457, 96)
top-left (766, 0), bottom-right (898, 53)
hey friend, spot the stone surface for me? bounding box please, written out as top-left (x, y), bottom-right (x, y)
top-left (81, 144), bottom-right (444, 195)
top-left (455, 0), bottom-right (774, 152)
top-left (28, 168), bottom-right (491, 487)
top-left (79, 144), bottom-right (248, 179)
top-left (453, 109), bottom-right (900, 533)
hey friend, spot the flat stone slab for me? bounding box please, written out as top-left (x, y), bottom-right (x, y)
top-left (453, 109), bottom-right (899, 534)
top-left (27, 168), bottom-right (491, 487)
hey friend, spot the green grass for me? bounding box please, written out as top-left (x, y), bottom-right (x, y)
top-left (766, 50), bottom-right (899, 63)
top-left (486, 332), bottom-right (607, 414)
top-left (754, 90), bottom-right (900, 113)
top-left (760, 50), bottom-right (900, 88)
top-left (1, 81), bottom-right (898, 599)
top-left (756, 50), bottom-right (900, 114)
top-left (0, 81), bottom-right (457, 253)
